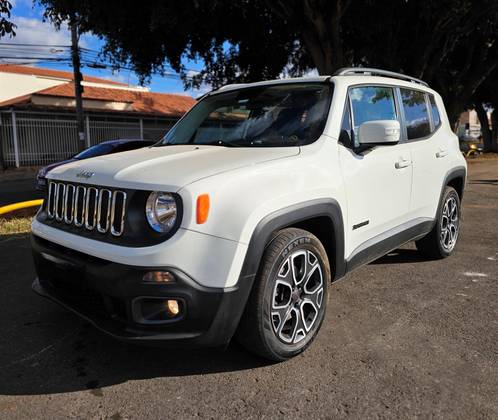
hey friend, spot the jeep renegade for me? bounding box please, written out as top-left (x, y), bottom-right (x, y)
top-left (31, 68), bottom-right (467, 361)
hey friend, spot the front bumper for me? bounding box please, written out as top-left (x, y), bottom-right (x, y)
top-left (31, 234), bottom-right (254, 348)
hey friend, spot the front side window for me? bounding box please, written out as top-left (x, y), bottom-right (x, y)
top-left (400, 89), bottom-right (431, 139)
top-left (349, 86), bottom-right (397, 146)
top-left (429, 94), bottom-right (441, 128)
top-left (158, 83), bottom-right (332, 148)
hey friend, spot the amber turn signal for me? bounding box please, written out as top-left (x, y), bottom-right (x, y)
top-left (196, 194), bottom-right (210, 224)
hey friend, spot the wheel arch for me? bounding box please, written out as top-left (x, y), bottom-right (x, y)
top-left (239, 199), bottom-right (346, 283)
top-left (443, 166), bottom-right (466, 201)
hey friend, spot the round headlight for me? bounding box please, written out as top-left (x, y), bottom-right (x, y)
top-left (145, 192), bottom-right (178, 233)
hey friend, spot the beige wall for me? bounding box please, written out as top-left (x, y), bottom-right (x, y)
top-left (31, 95), bottom-right (134, 112)
top-left (0, 72), bottom-right (64, 102)
top-left (0, 71), bottom-right (148, 103)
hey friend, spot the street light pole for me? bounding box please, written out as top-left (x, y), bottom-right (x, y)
top-left (70, 23), bottom-right (86, 151)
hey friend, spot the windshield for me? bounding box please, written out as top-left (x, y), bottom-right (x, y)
top-left (73, 143), bottom-right (118, 159)
top-left (158, 83), bottom-right (332, 148)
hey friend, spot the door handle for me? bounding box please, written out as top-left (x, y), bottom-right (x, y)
top-left (436, 149), bottom-right (448, 158)
top-left (395, 159), bottom-right (412, 169)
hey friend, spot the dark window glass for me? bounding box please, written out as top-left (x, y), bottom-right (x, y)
top-left (400, 89), bottom-right (431, 139)
top-left (339, 101), bottom-right (353, 147)
top-left (73, 143), bottom-right (117, 159)
top-left (429, 95), bottom-right (441, 128)
top-left (158, 83), bottom-right (333, 148)
top-left (349, 86), bottom-right (397, 146)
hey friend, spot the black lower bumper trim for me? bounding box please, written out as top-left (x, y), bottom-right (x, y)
top-left (31, 234), bottom-right (254, 348)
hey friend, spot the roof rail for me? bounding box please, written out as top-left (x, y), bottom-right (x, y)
top-left (334, 67), bottom-right (428, 87)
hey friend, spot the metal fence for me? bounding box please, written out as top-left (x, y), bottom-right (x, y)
top-left (0, 110), bottom-right (176, 167)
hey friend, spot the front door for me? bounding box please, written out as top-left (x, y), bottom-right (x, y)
top-left (338, 85), bottom-right (413, 258)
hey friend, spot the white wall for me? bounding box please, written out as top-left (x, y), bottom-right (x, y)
top-left (0, 72), bottom-right (65, 102)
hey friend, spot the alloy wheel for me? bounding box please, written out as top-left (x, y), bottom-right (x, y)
top-left (440, 196), bottom-right (459, 252)
top-left (271, 250), bottom-right (324, 344)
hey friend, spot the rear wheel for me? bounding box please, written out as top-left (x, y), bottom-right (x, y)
top-left (416, 186), bottom-right (461, 259)
top-left (236, 228), bottom-right (330, 361)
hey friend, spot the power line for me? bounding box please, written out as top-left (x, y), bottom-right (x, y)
top-left (0, 42), bottom-right (201, 76)
top-left (0, 42), bottom-right (72, 47)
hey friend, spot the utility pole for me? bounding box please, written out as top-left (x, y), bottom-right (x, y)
top-left (71, 23), bottom-right (86, 151)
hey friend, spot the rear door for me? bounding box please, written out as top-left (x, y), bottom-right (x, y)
top-left (398, 89), bottom-right (448, 220)
top-left (338, 85), bottom-right (413, 257)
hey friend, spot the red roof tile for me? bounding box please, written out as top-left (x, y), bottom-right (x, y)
top-left (0, 64), bottom-right (127, 86)
top-left (0, 82), bottom-right (196, 117)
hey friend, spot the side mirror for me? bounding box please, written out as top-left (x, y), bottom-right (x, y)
top-left (358, 120), bottom-right (400, 145)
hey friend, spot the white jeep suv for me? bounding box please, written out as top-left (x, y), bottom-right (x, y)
top-left (31, 68), bottom-right (466, 361)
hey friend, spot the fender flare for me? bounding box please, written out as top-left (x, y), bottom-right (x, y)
top-left (239, 198), bottom-right (346, 282)
top-left (441, 166), bottom-right (467, 202)
top-left (202, 199), bottom-right (346, 347)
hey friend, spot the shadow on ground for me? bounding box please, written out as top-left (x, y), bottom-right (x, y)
top-left (0, 234), bottom-right (270, 397)
top-left (370, 248), bottom-right (427, 265)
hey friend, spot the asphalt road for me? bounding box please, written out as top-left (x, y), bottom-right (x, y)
top-left (0, 177), bottom-right (43, 206)
top-left (0, 159), bottom-right (497, 419)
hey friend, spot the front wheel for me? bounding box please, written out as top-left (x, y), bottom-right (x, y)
top-left (416, 186), bottom-right (461, 259)
top-left (236, 228), bottom-right (330, 361)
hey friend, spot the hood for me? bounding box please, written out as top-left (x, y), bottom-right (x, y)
top-left (46, 145), bottom-right (300, 191)
top-left (39, 158), bottom-right (77, 176)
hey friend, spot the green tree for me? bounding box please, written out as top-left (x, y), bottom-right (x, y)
top-left (33, 0), bottom-right (498, 133)
top-left (0, 0), bottom-right (15, 37)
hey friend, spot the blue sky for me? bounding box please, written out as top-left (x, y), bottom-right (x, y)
top-left (2, 0), bottom-right (206, 97)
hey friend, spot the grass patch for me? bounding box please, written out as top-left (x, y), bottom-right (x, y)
top-left (0, 217), bottom-right (32, 236)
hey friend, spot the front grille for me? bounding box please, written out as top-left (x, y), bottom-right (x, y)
top-left (47, 181), bottom-right (127, 236)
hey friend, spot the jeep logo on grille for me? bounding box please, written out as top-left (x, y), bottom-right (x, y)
top-left (76, 170), bottom-right (94, 179)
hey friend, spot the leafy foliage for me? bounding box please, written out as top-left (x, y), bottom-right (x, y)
top-left (0, 0), bottom-right (16, 37)
top-left (24, 0), bottom-right (498, 133)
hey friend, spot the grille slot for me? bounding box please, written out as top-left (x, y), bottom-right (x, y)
top-left (47, 181), bottom-right (127, 237)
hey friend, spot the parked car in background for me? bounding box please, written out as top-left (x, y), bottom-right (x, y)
top-left (36, 139), bottom-right (155, 190)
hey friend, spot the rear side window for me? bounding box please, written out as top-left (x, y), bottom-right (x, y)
top-left (400, 89), bottom-right (431, 140)
top-left (349, 86), bottom-right (397, 146)
top-left (429, 95), bottom-right (441, 128)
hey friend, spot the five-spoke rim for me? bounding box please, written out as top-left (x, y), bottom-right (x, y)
top-left (271, 249), bottom-right (324, 344)
top-left (440, 196), bottom-right (459, 252)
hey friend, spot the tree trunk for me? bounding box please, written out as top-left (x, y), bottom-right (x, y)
top-left (445, 99), bottom-right (462, 133)
top-left (475, 102), bottom-right (493, 153)
top-left (491, 109), bottom-right (498, 152)
top-left (300, 0), bottom-right (349, 75)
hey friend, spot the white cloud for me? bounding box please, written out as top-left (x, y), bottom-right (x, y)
top-left (186, 69), bottom-right (200, 78)
top-left (9, 16), bottom-right (71, 46)
top-left (189, 83), bottom-right (212, 98)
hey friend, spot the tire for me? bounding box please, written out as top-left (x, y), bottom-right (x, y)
top-left (236, 228), bottom-right (330, 361)
top-left (416, 186), bottom-right (461, 259)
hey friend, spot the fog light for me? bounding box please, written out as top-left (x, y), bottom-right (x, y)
top-left (142, 270), bottom-right (175, 284)
top-left (166, 299), bottom-right (180, 317)
top-left (133, 297), bottom-right (184, 324)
